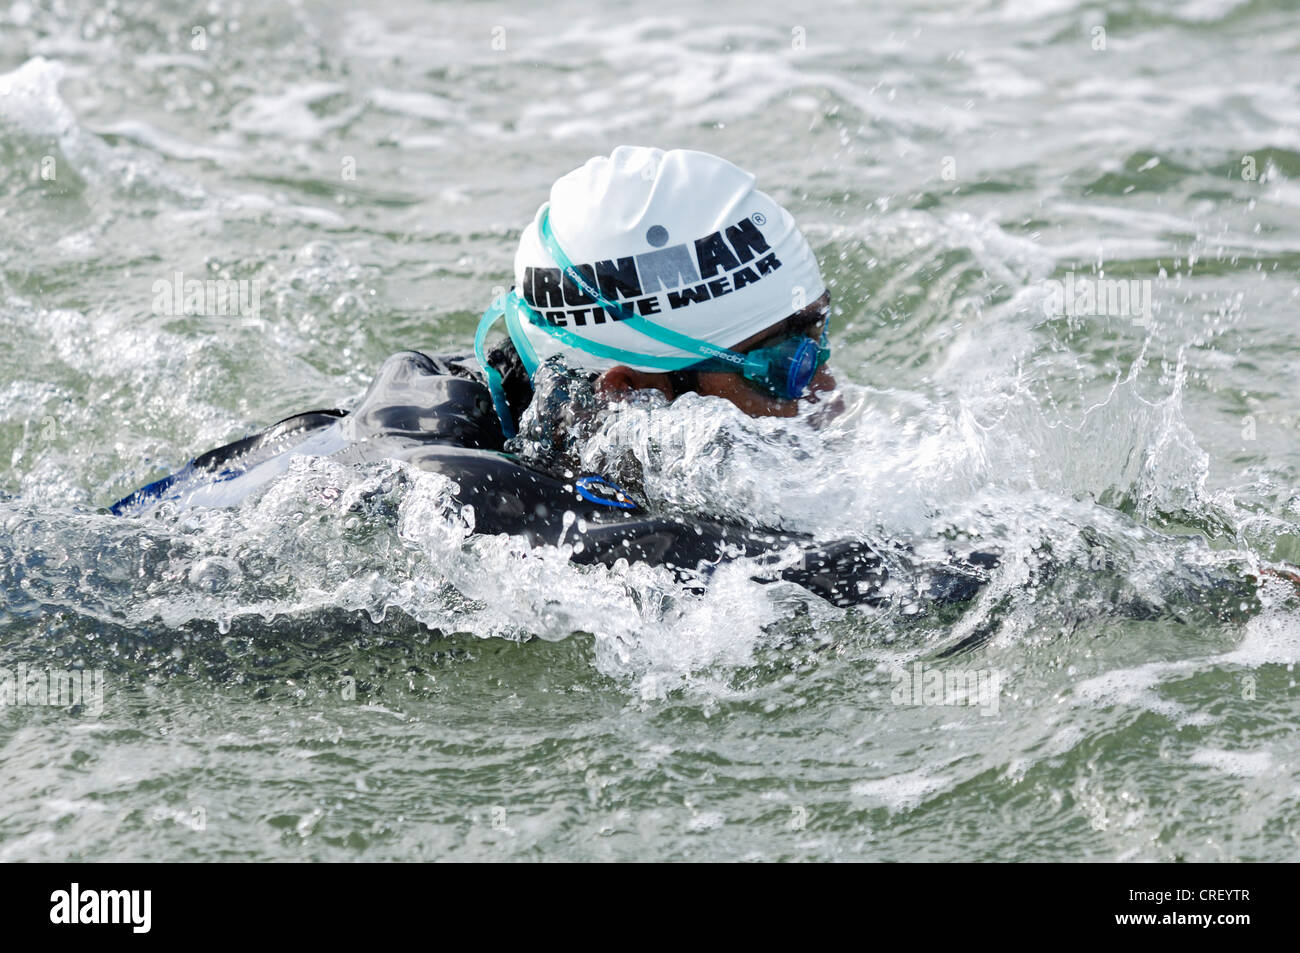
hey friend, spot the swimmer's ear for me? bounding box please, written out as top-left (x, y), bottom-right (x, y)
top-left (597, 366), bottom-right (671, 400)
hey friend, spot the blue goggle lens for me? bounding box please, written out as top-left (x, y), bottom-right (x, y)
top-left (741, 328), bottom-right (829, 400)
top-left (784, 337), bottom-right (819, 398)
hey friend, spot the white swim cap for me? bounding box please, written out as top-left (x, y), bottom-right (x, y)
top-left (511, 146), bottom-right (825, 374)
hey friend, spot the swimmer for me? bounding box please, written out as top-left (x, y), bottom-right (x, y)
top-left (111, 146), bottom-right (1295, 613)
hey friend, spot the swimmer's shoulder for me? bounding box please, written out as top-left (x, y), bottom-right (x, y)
top-left (347, 349), bottom-right (505, 449)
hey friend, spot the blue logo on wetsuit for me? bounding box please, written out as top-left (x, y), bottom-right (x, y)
top-left (574, 475), bottom-right (638, 510)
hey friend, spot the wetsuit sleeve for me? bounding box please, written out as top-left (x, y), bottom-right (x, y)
top-left (108, 409), bottom-right (347, 514)
top-left (483, 476), bottom-right (1001, 610)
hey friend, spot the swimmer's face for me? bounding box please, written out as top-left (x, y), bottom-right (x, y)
top-left (597, 291), bottom-right (836, 418)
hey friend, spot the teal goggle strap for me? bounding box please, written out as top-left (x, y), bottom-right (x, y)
top-left (473, 288), bottom-right (699, 439)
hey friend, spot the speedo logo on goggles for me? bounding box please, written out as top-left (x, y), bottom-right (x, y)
top-left (475, 206), bottom-right (829, 438)
top-left (522, 212), bottom-right (782, 327)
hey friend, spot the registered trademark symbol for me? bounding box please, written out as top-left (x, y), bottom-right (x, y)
top-left (751, 211), bottom-right (766, 226)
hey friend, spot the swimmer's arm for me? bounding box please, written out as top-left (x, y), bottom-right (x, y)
top-left (562, 516), bottom-right (998, 608)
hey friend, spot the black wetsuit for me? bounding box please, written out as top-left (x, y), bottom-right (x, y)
top-left (111, 350), bottom-right (1000, 608)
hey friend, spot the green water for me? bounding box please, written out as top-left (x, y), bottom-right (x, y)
top-left (2, 0), bottom-right (1299, 861)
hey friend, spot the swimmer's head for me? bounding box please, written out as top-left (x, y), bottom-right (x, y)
top-left (502, 146), bottom-right (833, 418)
